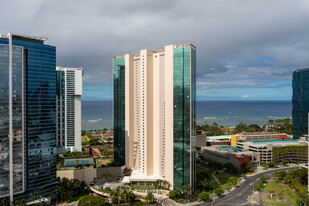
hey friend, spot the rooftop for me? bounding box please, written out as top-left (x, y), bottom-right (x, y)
top-left (125, 169), bottom-right (162, 182)
top-left (207, 135), bottom-right (231, 142)
top-left (241, 139), bottom-right (307, 147)
top-left (113, 44), bottom-right (196, 58)
top-left (295, 68), bottom-right (309, 73)
top-left (0, 33), bottom-right (48, 41)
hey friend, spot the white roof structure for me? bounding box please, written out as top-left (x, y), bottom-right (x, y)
top-left (0, 33), bottom-right (48, 41)
top-left (121, 170), bottom-right (162, 183)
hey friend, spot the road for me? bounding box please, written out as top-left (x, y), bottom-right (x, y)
top-left (199, 167), bottom-right (293, 206)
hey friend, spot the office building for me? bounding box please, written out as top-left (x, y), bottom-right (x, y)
top-left (56, 67), bottom-right (82, 152)
top-left (0, 33), bottom-right (56, 203)
top-left (113, 44), bottom-right (196, 189)
top-left (231, 132), bottom-right (288, 147)
top-left (236, 139), bottom-right (307, 163)
top-left (293, 68), bottom-right (309, 139)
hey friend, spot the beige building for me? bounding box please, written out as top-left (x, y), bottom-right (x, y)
top-left (236, 139), bottom-right (307, 163)
top-left (113, 44), bottom-right (196, 189)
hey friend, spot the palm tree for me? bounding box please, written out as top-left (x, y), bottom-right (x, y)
top-left (125, 191), bottom-right (136, 205)
top-left (111, 187), bottom-right (121, 206)
top-left (55, 185), bottom-right (61, 204)
top-left (19, 199), bottom-right (25, 206)
top-left (1, 198), bottom-right (8, 206)
top-left (145, 192), bottom-right (154, 204)
top-left (72, 180), bottom-right (81, 197)
top-left (30, 190), bottom-right (38, 201)
top-left (56, 186), bottom-right (64, 203)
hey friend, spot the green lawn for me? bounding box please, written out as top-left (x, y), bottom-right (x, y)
top-left (263, 179), bottom-right (298, 206)
top-left (262, 202), bottom-right (290, 206)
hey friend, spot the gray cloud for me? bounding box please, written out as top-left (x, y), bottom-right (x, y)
top-left (1, 0), bottom-right (309, 99)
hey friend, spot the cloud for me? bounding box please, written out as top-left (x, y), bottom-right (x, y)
top-left (1, 0), bottom-right (309, 100)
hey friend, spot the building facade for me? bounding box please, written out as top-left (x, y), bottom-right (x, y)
top-left (113, 44), bottom-right (196, 189)
top-left (56, 67), bottom-right (82, 152)
top-left (0, 33), bottom-right (56, 203)
top-left (236, 139), bottom-right (307, 163)
top-left (293, 68), bottom-right (309, 139)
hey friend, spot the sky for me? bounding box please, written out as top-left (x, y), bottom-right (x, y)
top-left (1, 0), bottom-right (309, 101)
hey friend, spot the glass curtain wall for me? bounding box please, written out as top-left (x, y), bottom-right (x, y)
top-left (173, 47), bottom-right (192, 189)
top-left (12, 38), bottom-right (57, 199)
top-left (56, 70), bottom-right (65, 147)
top-left (0, 43), bottom-right (24, 197)
top-left (292, 70), bottom-right (309, 139)
top-left (113, 57), bottom-right (125, 166)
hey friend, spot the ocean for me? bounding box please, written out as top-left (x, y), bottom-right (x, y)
top-left (81, 101), bottom-right (292, 130)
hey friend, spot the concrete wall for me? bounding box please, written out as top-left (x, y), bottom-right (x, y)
top-left (57, 167), bottom-right (124, 185)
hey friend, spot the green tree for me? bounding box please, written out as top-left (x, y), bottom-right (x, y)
top-left (198, 191), bottom-right (209, 201)
top-left (275, 171), bottom-right (287, 180)
top-left (248, 124), bottom-right (262, 132)
top-left (110, 187), bottom-right (121, 205)
top-left (267, 161), bottom-right (276, 168)
top-left (296, 199), bottom-right (304, 206)
top-left (125, 191), bottom-right (135, 204)
top-left (224, 162), bottom-right (239, 174)
top-left (168, 190), bottom-right (176, 199)
top-left (145, 192), bottom-right (154, 203)
top-left (1, 198), bottom-right (8, 206)
top-left (214, 187), bottom-right (224, 196)
top-left (254, 185), bottom-right (261, 191)
top-left (30, 190), bottom-right (38, 201)
top-left (233, 123), bottom-right (248, 134)
top-left (102, 172), bottom-right (114, 181)
top-left (260, 176), bottom-right (266, 183)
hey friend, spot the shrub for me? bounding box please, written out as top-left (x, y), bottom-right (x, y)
top-left (198, 191), bottom-right (209, 201)
top-left (169, 190), bottom-right (176, 199)
top-left (78, 196), bottom-right (111, 206)
top-left (267, 161), bottom-right (276, 168)
top-left (214, 187), bottom-right (224, 196)
top-left (261, 163), bottom-right (267, 167)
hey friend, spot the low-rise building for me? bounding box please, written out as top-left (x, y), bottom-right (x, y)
top-left (236, 139), bottom-right (307, 163)
top-left (201, 146), bottom-right (259, 171)
top-left (196, 134), bottom-right (207, 150)
top-left (206, 135), bottom-right (231, 146)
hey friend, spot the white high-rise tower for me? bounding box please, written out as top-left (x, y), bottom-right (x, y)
top-left (113, 44), bottom-right (196, 189)
top-left (56, 67), bottom-right (83, 152)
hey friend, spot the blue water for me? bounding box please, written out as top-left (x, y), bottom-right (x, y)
top-left (82, 101), bottom-right (291, 129)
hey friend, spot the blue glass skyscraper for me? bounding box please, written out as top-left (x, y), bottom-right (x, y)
top-left (292, 68), bottom-right (309, 139)
top-left (0, 33), bottom-right (56, 203)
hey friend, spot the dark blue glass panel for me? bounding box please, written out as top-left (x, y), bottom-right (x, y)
top-left (292, 70), bottom-right (309, 139)
top-left (113, 57), bottom-right (125, 166)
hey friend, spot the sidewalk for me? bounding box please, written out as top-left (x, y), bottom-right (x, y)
top-left (246, 164), bottom-right (295, 177)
